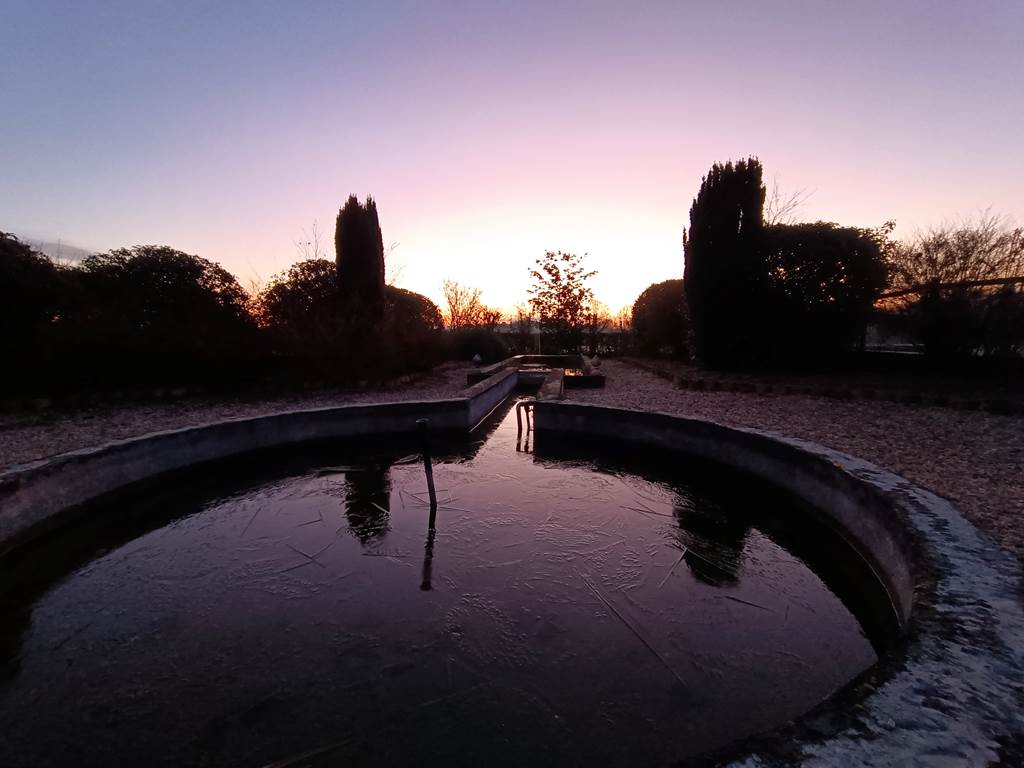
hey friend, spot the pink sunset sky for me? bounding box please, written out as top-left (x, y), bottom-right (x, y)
top-left (3, 1), bottom-right (1022, 312)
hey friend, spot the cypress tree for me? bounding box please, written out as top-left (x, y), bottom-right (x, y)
top-left (683, 158), bottom-right (766, 367)
top-left (335, 195), bottom-right (386, 322)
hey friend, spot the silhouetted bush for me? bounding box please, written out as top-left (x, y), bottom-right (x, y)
top-left (683, 159), bottom-right (766, 368)
top-left (449, 327), bottom-right (510, 364)
top-left (256, 260), bottom-right (446, 381)
top-left (255, 258), bottom-right (346, 374)
top-left (760, 223), bottom-right (888, 363)
top-left (67, 246), bottom-right (261, 389)
top-left (380, 286), bottom-right (447, 375)
top-left (981, 286), bottom-right (1024, 358)
top-left (0, 233), bottom-right (68, 356)
top-left (631, 279), bottom-right (688, 357)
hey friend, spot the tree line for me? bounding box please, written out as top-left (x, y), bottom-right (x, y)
top-left (5, 165), bottom-right (1020, 399)
top-left (1, 195), bottom-right (450, 397)
top-left (630, 158), bottom-right (1024, 368)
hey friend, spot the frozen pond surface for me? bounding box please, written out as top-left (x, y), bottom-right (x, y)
top-left (0, 401), bottom-right (895, 766)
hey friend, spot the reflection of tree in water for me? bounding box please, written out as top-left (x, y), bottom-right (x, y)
top-left (344, 467), bottom-right (392, 543)
top-left (672, 495), bottom-right (750, 587)
top-left (0, 599), bottom-right (29, 682)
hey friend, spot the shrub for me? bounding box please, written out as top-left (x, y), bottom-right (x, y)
top-left (631, 279), bottom-right (688, 357)
top-left (0, 233), bottom-right (78, 394)
top-left (760, 222), bottom-right (888, 362)
top-left (448, 327), bottom-right (510, 364)
top-left (256, 259), bottom-right (343, 341)
top-left (67, 245), bottom-right (260, 389)
top-left (380, 286), bottom-right (447, 375)
top-left (0, 232), bottom-right (66, 348)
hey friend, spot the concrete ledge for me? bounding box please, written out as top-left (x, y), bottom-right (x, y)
top-left (0, 372), bottom-right (521, 559)
top-left (464, 368), bottom-right (518, 428)
top-left (467, 354), bottom-right (583, 384)
top-left (533, 401), bottom-right (1024, 766)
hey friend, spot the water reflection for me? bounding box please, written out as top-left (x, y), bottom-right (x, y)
top-left (343, 467), bottom-right (392, 542)
top-left (672, 496), bottom-right (750, 586)
top-left (420, 504), bottom-right (438, 591)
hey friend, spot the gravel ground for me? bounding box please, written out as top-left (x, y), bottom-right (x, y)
top-left (0, 363), bottom-right (471, 469)
top-left (569, 360), bottom-right (1024, 559)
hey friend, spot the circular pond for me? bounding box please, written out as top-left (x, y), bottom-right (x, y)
top-left (0, 401), bottom-right (897, 767)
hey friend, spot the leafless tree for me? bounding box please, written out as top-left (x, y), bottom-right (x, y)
top-left (884, 211), bottom-right (1024, 297)
top-left (510, 304), bottom-right (535, 352)
top-left (294, 221), bottom-right (328, 261)
top-left (441, 279), bottom-right (502, 329)
top-left (582, 299), bottom-right (613, 356)
top-left (765, 177), bottom-right (813, 226)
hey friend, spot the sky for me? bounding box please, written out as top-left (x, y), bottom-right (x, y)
top-left (2, 1), bottom-right (1022, 313)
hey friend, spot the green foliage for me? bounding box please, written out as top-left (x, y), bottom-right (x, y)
top-left (335, 195), bottom-right (385, 322)
top-left (760, 222), bottom-right (888, 362)
top-left (683, 158), bottom-right (766, 367)
top-left (527, 251), bottom-right (596, 353)
top-left (631, 279), bottom-right (688, 357)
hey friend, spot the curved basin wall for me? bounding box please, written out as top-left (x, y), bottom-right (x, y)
top-left (0, 369), bottom-right (519, 558)
top-left (532, 400), bottom-right (1024, 767)
top-left (532, 401), bottom-right (916, 625)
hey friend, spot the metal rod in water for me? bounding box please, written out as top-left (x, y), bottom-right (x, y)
top-left (415, 418), bottom-right (438, 509)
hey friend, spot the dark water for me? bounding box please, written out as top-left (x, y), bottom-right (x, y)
top-left (0, 401), bottom-right (896, 767)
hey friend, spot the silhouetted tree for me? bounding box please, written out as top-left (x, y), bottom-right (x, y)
top-left (673, 497), bottom-right (749, 587)
top-left (335, 195), bottom-right (386, 323)
top-left (255, 259), bottom-right (346, 374)
top-left (527, 250), bottom-right (596, 353)
top-left (760, 222), bottom-right (888, 361)
top-left (683, 158), bottom-right (766, 367)
top-left (884, 213), bottom-right (1024, 358)
top-left (381, 286), bottom-right (448, 372)
top-left (441, 279), bottom-right (502, 330)
top-left (582, 300), bottom-right (613, 356)
top-left (257, 258), bottom-right (446, 379)
top-left (0, 233), bottom-right (66, 350)
top-left (510, 304), bottom-right (535, 353)
top-left (71, 245), bottom-right (258, 386)
top-left (631, 279), bottom-right (688, 357)
top-left (344, 467), bottom-right (392, 543)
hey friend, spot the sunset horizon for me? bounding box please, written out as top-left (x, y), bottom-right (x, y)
top-left (4, 1), bottom-right (1022, 313)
